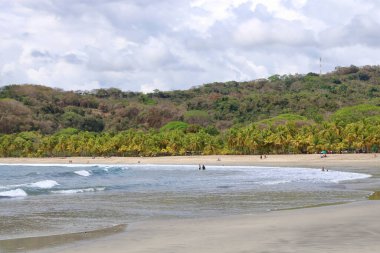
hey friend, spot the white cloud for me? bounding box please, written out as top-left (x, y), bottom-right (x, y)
top-left (1, 0), bottom-right (380, 91)
top-left (250, 0), bottom-right (306, 21)
top-left (234, 18), bottom-right (316, 47)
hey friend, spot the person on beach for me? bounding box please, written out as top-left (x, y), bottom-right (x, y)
top-left (199, 164), bottom-right (201, 170)
top-left (322, 167), bottom-right (325, 172)
top-left (202, 164), bottom-right (206, 170)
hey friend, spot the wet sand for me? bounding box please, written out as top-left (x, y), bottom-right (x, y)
top-left (0, 225), bottom-right (126, 253)
top-left (53, 201), bottom-right (380, 253)
top-left (1, 154), bottom-right (380, 253)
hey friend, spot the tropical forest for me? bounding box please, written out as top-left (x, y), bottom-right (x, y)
top-left (1, 65), bottom-right (380, 157)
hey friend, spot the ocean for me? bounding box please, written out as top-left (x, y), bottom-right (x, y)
top-left (0, 164), bottom-right (372, 241)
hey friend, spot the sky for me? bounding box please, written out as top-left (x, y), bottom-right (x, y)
top-left (1, 0), bottom-right (380, 92)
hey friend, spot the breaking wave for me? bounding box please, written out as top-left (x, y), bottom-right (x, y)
top-left (74, 170), bottom-right (91, 177)
top-left (29, 180), bottom-right (59, 189)
top-left (0, 188), bottom-right (28, 198)
top-left (51, 187), bottom-right (106, 195)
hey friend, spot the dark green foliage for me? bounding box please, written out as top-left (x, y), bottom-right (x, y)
top-left (183, 110), bottom-right (210, 126)
top-left (81, 116), bottom-right (104, 132)
top-left (138, 94), bottom-right (156, 105)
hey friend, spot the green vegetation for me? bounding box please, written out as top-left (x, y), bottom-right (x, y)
top-left (160, 121), bottom-right (189, 132)
top-left (256, 113), bottom-right (309, 126)
top-left (330, 104), bottom-right (380, 125)
top-left (1, 120), bottom-right (379, 157)
top-left (0, 65), bottom-right (380, 157)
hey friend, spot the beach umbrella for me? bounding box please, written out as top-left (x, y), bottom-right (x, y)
top-left (321, 150), bottom-right (327, 154)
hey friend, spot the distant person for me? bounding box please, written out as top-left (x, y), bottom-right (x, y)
top-left (322, 167), bottom-right (325, 172)
top-left (260, 155), bottom-right (262, 159)
top-left (202, 164), bottom-right (206, 170)
top-left (199, 164), bottom-right (201, 170)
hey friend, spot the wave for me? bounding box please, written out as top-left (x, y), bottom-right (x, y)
top-left (74, 170), bottom-right (91, 177)
top-left (0, 163), bottom-right (128, 168)
top-left (71, 166), bottom-right (128, 177)
top-left (0, 180), bottom-right (60, 190)
top-left (92, 166), bottom-right (128, 175)
top-left (29, 180), bottom-right (59, 189)
top-left (0, 188), bottom-right (28, 198)
top-left (51, 187), bottom-right (105, 195)
top-left (261, 180), bottom-right (292, 185)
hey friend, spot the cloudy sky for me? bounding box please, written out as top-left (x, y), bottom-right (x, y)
top-left (1, 0), bottom-right (380, 92)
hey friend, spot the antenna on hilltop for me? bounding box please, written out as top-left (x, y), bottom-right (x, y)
top-left (319, 57), bottom-right (322, 75)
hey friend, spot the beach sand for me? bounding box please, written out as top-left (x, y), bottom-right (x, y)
top-left (1, 154), bottom-right (380, 253)
top-left (1, 153), bottom-right (379, 169)
top-left (51, 201), bottom-right (380, 253)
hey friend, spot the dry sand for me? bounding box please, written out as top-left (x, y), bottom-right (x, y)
top-left (1, 153), bottom-right (379, 169)
top-left (2, 154), bottom-right (380, 253)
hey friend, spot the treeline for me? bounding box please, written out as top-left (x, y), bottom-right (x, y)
top-left (1, 65), bottom-right (380, 134)
top-left (1, 119), bottom-right (379, 157)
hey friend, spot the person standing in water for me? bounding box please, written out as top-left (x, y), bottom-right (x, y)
top-left (202, 164), bottom-right (206, 170)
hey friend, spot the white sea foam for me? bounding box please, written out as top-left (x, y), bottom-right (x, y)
top-left (74, 170), bottom-right (91, 177)
top-left (261, 180), bottom-right (292, 185)
top-left (29, 180), bottom-right (59, 189)
top-left (0, 163), bottom-right (129, 168)
top-left (0, 188), bottom-right (28, 198)
top-left (0, 180), bottom-right (59, 190)
top-left (51, 187), bottom-right (105, 194)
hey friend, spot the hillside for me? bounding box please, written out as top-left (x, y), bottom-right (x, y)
top-left (1, 65), bottom-right (380, 135)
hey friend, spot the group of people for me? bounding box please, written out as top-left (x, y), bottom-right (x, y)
top-left (321, 166), bottom-right (329, 172)
top-left (199, 164), bottom-right (206, 170)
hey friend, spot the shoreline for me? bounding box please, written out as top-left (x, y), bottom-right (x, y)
top-left (0, 153), bottom-right (379, 168)
top-left (1, 154), bottom-right (380, 253)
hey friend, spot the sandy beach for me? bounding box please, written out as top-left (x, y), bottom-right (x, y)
top-left (1, 153), bottom-right (379, 169)
top-left (48, 201), bottom-right (380, 253)
top-left (1, 154), bottom-right (380, 253)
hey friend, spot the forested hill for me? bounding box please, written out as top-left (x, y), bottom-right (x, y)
top-left (1, 65), bottom-right (380, 135)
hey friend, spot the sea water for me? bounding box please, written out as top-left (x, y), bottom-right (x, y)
top-left (0, 164), bottom-right (371, 240)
